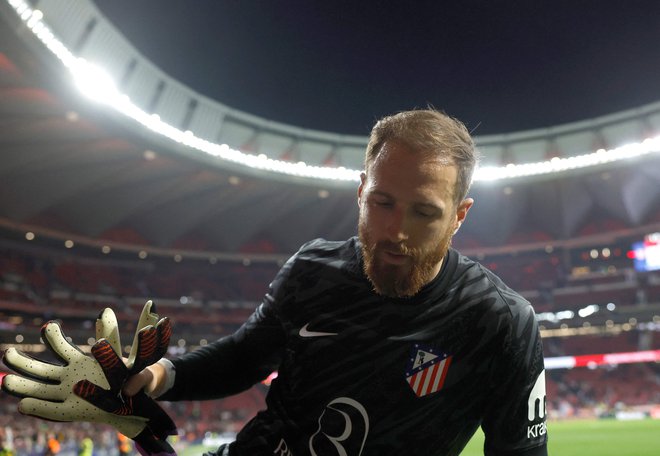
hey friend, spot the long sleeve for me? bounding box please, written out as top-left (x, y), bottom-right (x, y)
top-left (159, 258), bottom-right (294, 402)
top-left (481, 297), bottom-right (548, 455)
top-left (161, 302), bottom-right (285, 401)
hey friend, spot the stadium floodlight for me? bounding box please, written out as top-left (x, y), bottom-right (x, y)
top-left (578, 304), bottom-right (599, 318)
top-left (6, 0), bottom-right (660, 183)
top-left (473, 136), bottom-right (660, 182)
top-left (72, 59), bottom-right (120, 104)
top-left (536, 310), bottom-right (575, 323)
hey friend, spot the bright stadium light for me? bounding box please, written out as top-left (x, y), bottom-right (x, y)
top-left (71, 59), bottom-right (120, 103)
top-left (7, 0), bottom-right (660, 183)
top-left (537, 310), bottom-right (575, 323)
top-left (578, 304), bottom-right (599, 318)
top-left (473, 136), bottom-right (660, 182)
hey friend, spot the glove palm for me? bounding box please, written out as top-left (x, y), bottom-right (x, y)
top-left (2, 321), bottom-right (147, 436)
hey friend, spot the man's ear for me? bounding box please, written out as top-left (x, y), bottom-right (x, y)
top-left (453, 198), bottom-right (474, 234)
top-left (357, 172), bottom-right (367, 207)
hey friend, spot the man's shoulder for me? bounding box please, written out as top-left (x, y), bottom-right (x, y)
top-left (295, 237), bottom-right (360, 264)
top-left (272, 238), bottom-right (361, 292)
top-left (453, 250), bottom-right (534, 318)
top-left (272, 238), bottom-right (365, 307)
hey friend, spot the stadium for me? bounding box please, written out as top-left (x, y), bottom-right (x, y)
top-left (0, 1), bottom-right (659, 455)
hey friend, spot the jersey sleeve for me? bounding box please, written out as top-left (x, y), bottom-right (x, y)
top-left (481, 298), bottom-right (548, 456)
top-left (159, 253), bottom-right (297, 402)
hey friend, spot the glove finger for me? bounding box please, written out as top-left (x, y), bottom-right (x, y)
top-left (132, 392), bottom-right (177, 438)
top-left (156, 317), bottom-right (172, 355)
top-left (2, 374), bottom-right (68, 401)
top-left (137, 300), bottom-right (160, 330)
top-left (133, 428), bottom-right (176, 456)
top-left (41, 322), bottom-right (85, 364)
top-left (129, 301), bottom-right (160, 364)
top-left (18, 397), bottom-right (76, 422)
top-left (128, 326), bottom-right (156, 373)
top-left (19, 396), bottom-right (148, 434)
top-left (96, 308), bottom-right (121, 354)
top-left (130, 318), bottom-right (171, 374)
top-left (91, 339), bottom-right (128, 392)
top-left (2, 347), bottom-right (65, 382)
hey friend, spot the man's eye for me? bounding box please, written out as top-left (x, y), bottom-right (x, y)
top-left (415, 207), bottom-right (440, 218)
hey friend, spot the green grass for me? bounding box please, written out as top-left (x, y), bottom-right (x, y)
top-left (180, 419), bottom-right (660, 455)
top-left (461, 418), bottom-right (660, 456)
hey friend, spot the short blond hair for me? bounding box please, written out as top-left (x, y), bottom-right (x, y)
top-left (365, 109), bottom-right (478, 205)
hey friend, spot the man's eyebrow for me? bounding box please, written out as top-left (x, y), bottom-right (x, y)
top-left (371, 190), bottom-right (393, 199)
top-left (371, 190), bottom-right (444, 212)
top-left (414, 202), bottom-right (444, 214)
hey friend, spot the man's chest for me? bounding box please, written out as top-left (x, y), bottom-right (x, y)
top-left (278, 294), bottom-right (497, 407)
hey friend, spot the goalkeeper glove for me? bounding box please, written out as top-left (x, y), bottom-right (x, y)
top-left (2, 302), bottom-right (176, 456)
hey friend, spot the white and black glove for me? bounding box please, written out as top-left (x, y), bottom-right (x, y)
top-left (2, 301), bottom-right (176, 456)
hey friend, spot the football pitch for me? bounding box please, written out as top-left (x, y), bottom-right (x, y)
top-left (460, 418), bottom-right (660, 456)
top-left (180, 418), bottom-right (660, 455)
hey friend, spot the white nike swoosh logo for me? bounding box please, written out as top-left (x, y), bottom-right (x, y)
top-left (298, 323), bottom-right (338, 338)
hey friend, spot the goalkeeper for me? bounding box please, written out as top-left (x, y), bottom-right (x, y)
top-left (122, 110), bottom-right (548, 456)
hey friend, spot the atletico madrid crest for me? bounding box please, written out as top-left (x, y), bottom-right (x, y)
top-left (405, 343), bottom-right (452, 397)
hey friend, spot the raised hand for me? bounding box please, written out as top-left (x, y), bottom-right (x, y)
top-left (2, 321), bottom-right (147, 437)
top-left (74, 338), bottom-right (177, 456)
top-left (2, 301), bottom-right (177, 456)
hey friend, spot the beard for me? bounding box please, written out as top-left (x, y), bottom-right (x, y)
top-left (358, 218), bottom-right (453, 298)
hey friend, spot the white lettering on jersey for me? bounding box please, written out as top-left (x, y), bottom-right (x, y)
top-left (274, 438), bottom-right (294, 456)
top-left (527, 422), bottom-right (547, 439)
top-left (309, 397), bottom-right (369, 456)
top-left (527, 369), bottom-right (546, 421)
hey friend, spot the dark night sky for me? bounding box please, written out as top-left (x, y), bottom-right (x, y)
top-left (93, 0), bottom-right (660, 136)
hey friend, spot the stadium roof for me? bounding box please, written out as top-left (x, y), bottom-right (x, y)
top-left (0, 0), bottom-right (659, 260)
top-left (95, 0), bottom-right (660, 137)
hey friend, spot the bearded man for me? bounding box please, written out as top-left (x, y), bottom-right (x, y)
top-left (52, 110), bottom-right (552, 455)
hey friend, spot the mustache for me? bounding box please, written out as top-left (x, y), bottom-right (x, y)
top-left (374, 241), bottom-right (420, 256)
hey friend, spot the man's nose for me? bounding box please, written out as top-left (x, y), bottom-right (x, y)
top-left (386, 207), bottom-right (409, 242)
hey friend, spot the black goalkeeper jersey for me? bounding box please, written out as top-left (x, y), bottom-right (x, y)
top-left (163, 238), bottom-right (548, 456)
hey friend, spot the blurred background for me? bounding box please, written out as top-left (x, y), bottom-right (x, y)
top-left (0, 1), bottom-right (658, 455)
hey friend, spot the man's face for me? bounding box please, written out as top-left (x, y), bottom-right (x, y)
top-left (358, 141), bottom-right (472, 298)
